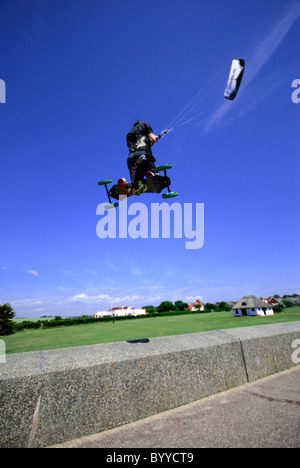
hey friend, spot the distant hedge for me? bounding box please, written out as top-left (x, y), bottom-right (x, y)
top-left (12, 314), bottom-right (151, 331)
top-left (13, 316), bottom-right (100, 331)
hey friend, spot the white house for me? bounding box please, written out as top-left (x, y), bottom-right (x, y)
top-left (93, 310), bottom-right (112, 318)
top-left (94, 306), bottom-right (146, 318)
top-left (189, 300), bottom-right (205, 311)
top-left (233, 295), bottom-right (274, 316)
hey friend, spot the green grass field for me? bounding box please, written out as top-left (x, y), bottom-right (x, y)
top-left (2, 308), bottom-right (300, 354)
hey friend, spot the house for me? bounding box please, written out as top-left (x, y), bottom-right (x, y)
top-left (233, 295), bottom-right (274, 316)
top-left (93, 310), bottom-right (112, 318)
top-left (262, 297), bottom-right (280, 306)
top-left (94, 306), bottom-right (146, 318)
top-left (189, 300), bottom-right (204, 311)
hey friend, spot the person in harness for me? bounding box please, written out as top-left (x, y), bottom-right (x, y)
top-left (126, 120), bottom-right (160, 183)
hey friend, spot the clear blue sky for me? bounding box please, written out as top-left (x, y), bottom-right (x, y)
top-left (1, 0), bottom-right (299, 317)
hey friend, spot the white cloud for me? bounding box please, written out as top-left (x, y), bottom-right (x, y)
top-left (184, 296), bottom-right (204, 302)
top-left (71, 293), bottom-right (105, 302)
top-left (11, 298), bottom-right (43, 307)
top-left (26, 269), bottom-right (39, 277)
top-left (69, 293), bottom-right (143, 305)
top-left (68, 291), bottom-right (206, 309)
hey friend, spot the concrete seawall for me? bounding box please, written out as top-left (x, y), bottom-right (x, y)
top-left (0, 322), bottom-right (299, 448)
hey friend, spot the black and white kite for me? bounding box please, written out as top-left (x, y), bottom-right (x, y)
top-left (224, 59), bottom-right (245, 100)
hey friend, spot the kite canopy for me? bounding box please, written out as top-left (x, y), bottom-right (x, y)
top-left (224, 59), bottom-right (245, 100)
top-left (158, 58), bottom-right (246, 134)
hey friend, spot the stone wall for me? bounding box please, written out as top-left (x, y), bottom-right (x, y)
top-left (0, 322), bottom-right (299, 448)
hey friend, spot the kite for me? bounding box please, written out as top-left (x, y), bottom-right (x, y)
top-left (224, 59), bottom-right (245, 100)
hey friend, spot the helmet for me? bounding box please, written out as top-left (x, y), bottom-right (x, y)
top-left (133, 120), bottom-right (143, 127)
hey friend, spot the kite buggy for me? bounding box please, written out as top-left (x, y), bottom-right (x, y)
top-left (99, 122), bottom-right (177, 209)
top-left (98, 59), bottom-right (245, 209)
top-left (98, 163), bottom-right (177, 210)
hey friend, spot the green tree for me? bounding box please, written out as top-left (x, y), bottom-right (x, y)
top-left (157, 301), bottom-right (175, 312)
top-left (0, 303), bottom-right (16, 336)
top-left (218, 301), bottom-right (232, 311)
top-left (282, 299), bottom-right (294, 308)
top-left (273, 304), bottom-right (284, 313)
top-left (142, 305), bottom-right (157, 314)
top-left (204, 302), bottom-right (217, 311)
top-left (174, 300), bottom-right (189, 311)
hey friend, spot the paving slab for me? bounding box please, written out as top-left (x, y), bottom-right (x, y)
top-left (50, 367), bottom-right (300, 449)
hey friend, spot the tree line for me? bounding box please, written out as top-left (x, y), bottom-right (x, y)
top-left (1, 295), bottom-right (299, 336)
top-left (143, 300), bottom-right (233, 313)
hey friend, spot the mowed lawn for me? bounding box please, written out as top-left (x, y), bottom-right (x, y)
top-left (2, 308), bottom-right (300, 354)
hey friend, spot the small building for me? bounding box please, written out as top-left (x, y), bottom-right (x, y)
top-left (262, 297), bottom-right (280, 306)
top-left (94, 306), bottom-right (146, 318)
top-left (189, 300), bottom-right (204, 311)
top-left (233, 295), bottom-right (274, 317)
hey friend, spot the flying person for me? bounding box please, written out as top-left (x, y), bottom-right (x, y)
top-left (125, 120), bottom-right (160, 184)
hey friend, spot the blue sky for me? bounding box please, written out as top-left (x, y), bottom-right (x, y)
top-left (0, 0), bottom-right (299, 317)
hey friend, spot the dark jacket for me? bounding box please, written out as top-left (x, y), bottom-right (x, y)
top-left (126, 121), bottom-right (154, 156)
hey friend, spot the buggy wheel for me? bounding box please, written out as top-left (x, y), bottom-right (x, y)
top-left (155, 164), bottom-right (172, 171)
top-left (105, 202), bottom-right (118, 209)
top-left (98, 179), bottom-right (112, 185)
top-left (162, 191), bottom-right (178, 199)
